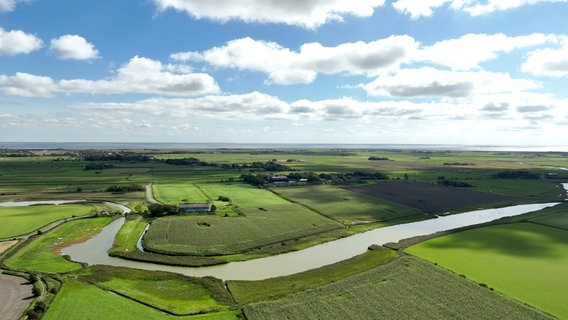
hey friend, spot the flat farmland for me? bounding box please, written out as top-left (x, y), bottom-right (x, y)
top-left (272, 185), bottom-right (423, 225)
top-left (406, 223), bottom-right (568, 319)
top-left (529, 211), bottom-right (568, 229)
top-left (243, 255), bottom-right (552, 320)
top-left (0, 204), bottom-right (95, 238)
top-left (152, 183), bottom-right (210, 204)
top-left (43, 280), bottom-right (238, 320)
top-left (143, 203), bottom-right (342, 255)
top-left (76, 266), bottom-right (233, 316)
top-left (152, 183), bottom-right (289, 207)
top-left (346, 180), bottom-right (514, 213)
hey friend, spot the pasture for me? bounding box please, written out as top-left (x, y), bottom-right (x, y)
top-left (406, 222), bottom-right (568, 319)
top-left (0, 204), bottom-right (96, 238)
top-left (143, 203), bottom-right (342, 255)
top-left (529, 210), bottom-right (568, 229)
top-left (243, 255), bottom-right (552, 320)
top-left (76, 266), bottom-right (233, 316)
top-left (4, 217), bottom-right (112, 273)
top-left (152, 182), bottom-right (289, 207)
top-left (272, 185), bottom-right (424, 225)
top-left (43, 280), bottom-right (238, 320)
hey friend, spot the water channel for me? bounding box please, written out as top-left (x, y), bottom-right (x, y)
top-left (63, 201), bottom-right (561, 281)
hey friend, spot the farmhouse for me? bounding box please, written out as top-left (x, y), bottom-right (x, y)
top-left (178, 203), bottom-right (210, 214)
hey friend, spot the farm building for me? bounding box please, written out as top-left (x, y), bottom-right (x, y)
top-left (178, 203), bottom-right (210, 213)
top-left (269, 175), bottom-right (289, 184)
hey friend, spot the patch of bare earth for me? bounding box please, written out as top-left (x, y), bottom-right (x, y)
top-left (0, 274), bottom-right (33, 320)
top-left (0, 240), bottom-right (18, 254)
top-left (346, 181), bottom-right (512, 213)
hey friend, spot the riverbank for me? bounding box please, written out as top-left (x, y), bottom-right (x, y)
top-left (63, 202), bottom-right (559, 281)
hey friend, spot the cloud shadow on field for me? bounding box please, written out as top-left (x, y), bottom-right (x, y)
top-left (420, 222), bottom-right (568, 260)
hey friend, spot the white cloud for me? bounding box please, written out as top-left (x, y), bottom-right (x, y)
top-left (71, 91), bottom-right (291, 120)
top-left (418, 33), bottom-right (556, 70)
top-left (49, 35), bottom-right (100, 60)
top-left (0, 72), bottom-right (56, 97)
top-left (392, 0), bottom-right (568, 18)
top-left (0, 56), bottom-right (219, 97)
top-left (464, 0), bottom-right (568, 16)
top-left (522, 37), bottom-right (568, 77)
top-left (153, 0), bottom-right (386, 28)
top-left (172, 35), bottom-right (418, 84)
top-left (0, 0), bottom-right (29, 12)
top-left (392, 0), bottom-right (454, 19)
top-left (362, 67), bottom-right (539, 98)
top-left (0, 27), bottom-right (43, 55)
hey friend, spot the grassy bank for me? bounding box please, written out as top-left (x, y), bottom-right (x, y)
top-left (228, 246), bottom-right (398, 304)
top-left (4, 217), bottom-right (112, 273)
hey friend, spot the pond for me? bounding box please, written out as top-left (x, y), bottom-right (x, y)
top-left (63, 202), bottom-right (559, 280)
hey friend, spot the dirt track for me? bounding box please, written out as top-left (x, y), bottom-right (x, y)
top-left (0, 274), bottom-right (32, 320)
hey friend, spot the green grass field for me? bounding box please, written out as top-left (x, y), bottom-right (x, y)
top-left (529, 211), bottom-right (568, 229)
top-left (406, 222), bottom-right (568, 319)
top-left (109, 214), bottom-right (148, 254)
top-left (43, 280), bottom-right (238, 320)
top-left (272, 185), bottom-right (423, 224)
top-left (143, 203), bottom-right (341, 255)
top-left (76, 266), bottom-right (233, 315)
top-left (4, 217), bottom-right (112, 273)
top-left (243, 255), bottom-right (552, 320)
top-left (0, 204), bottom-right (96, 238)
top-left (152, 182), bottom-right (290, 207)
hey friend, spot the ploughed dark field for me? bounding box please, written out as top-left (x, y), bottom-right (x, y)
top-left (346, 181), bottom-right (513, 213)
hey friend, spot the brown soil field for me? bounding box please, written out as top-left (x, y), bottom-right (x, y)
top-left (0, 274), bottom-right (32, 320)
top-left (346, 181), bottom-right (512, 213)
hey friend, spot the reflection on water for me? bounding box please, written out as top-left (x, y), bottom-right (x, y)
top-left (63, 202), bottom-right (558, 280)
top-left (0, 200), bottom-right (86, 207)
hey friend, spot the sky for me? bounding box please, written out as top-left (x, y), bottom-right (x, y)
top-left (0, 0), bottom-right (567, 146)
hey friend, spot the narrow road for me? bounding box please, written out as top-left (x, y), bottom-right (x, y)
top-left (146, 183), bottom-right (159, 204)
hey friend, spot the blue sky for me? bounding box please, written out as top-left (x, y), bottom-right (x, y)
top-left (1, 0), bottom-right (567, 146)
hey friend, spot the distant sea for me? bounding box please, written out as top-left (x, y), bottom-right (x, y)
top-left (1, 142), bottom-right (567, 152)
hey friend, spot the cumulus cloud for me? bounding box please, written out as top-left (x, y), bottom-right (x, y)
top-left (49, 35), bottom-right (100, 60)
top-left (0, 0), bottom-right (29, 12)
top-left (522, 38), bottom-right (568, 77)
top-left (0, 56), bottom-right (219, 97)
top-left (172, 35), bottom-right (418, 84)
top-left (418, 33), bottom-right (556, 70)
top-left (0, 27), bottom-right (43, 55)
top-left (0, 73), bottom-right (56, 97)
top-left (362, 67), bottom-right (539, 98)
top-left (392, 0), bottom-right (568, 18)
top-left (152, 0), bottom-right (386, 28)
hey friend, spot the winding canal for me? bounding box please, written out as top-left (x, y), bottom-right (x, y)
top-left (62, 201), bottom-right (560, 281)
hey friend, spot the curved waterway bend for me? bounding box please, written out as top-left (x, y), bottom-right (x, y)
top-left (63, 202), bottom-right (559, 281)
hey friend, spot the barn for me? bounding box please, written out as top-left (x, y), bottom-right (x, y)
top-left (178, 203), bottom-right (211, 213)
